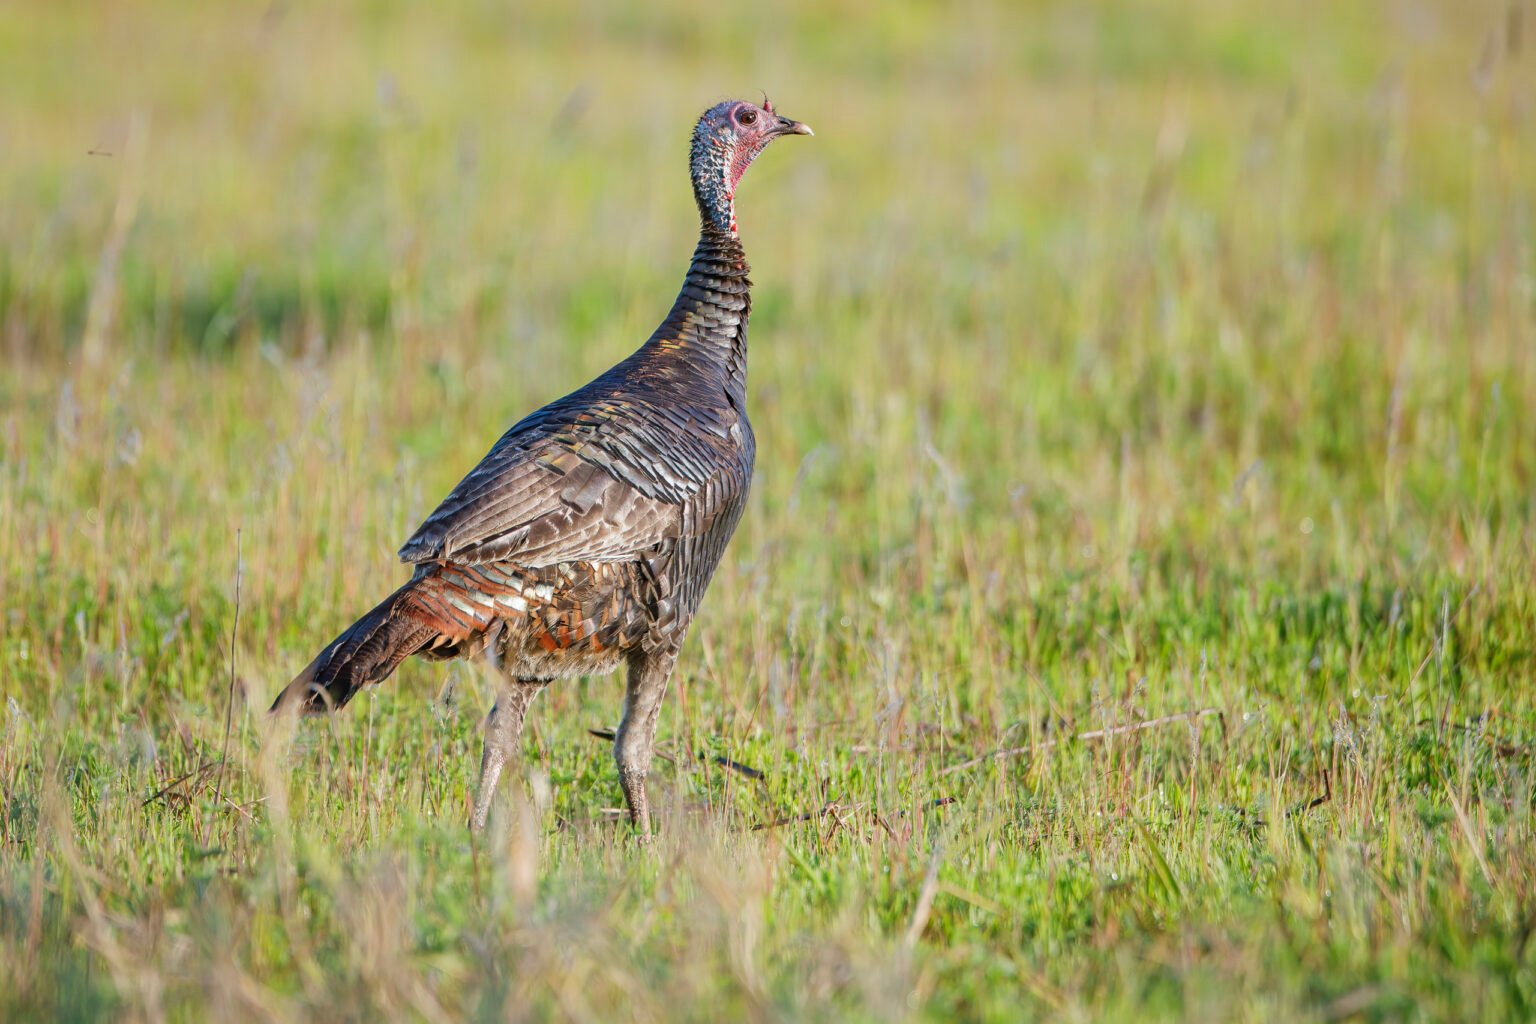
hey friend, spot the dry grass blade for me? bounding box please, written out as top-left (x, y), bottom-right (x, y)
top-left (215, 528), bottom-right (241, 805)
top-left (940, 708), bottom-right (1225, 776)
top-left (1443, 778), bottom-right (1497, 890)
top-left (904, 849), bottom-right (943, 949)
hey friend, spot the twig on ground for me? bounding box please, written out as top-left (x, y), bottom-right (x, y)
top-left (585, 727), bottom-right (764, 777)
top-left (939, 708), bottom-right (1224, 777)
top-left (1322, 985), bottom-right (1384, 1021)
top-left (221, 795), bottom-right (268, 822)
top-left (747, 796), bottom-right (954, 833)
top-left (1288, 768), bottom-right (1331, 817)
top-left (143, 760), bottom-right (219, 808)
top-left (588, 727), bottom-right (672, 763)
top-left (750, 802), bottom-right (837, 832)
top-left (714, 756), bottom-right (764, 780)
top-left (821, 802), bottom-right (852, 848)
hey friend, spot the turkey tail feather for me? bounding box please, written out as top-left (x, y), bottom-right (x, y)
top-left (271, 583), bottom-right (438, 715)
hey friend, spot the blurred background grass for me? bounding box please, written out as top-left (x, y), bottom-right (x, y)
top-left (3, 0), bottom-right (1536, 1020)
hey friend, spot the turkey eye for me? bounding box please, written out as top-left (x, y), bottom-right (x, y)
top-left (737, 109), bottom-right (757, 126)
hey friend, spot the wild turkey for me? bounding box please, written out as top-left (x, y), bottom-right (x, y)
top-left (271, 97), bottom-right (813, 834)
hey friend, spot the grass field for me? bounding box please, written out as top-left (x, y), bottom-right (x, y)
top-left (3, 0), bottom-right (1536, 1019)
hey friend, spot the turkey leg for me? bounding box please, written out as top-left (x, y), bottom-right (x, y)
top-left (614, 650), bottom-right (677, 836)
top-left (470, 678), bottom-right (549, 832)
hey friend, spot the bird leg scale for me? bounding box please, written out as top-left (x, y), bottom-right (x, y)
top-left (470, 678), bottom-right (549, 832)
top-left (613, 650), bottom-right (677, 837)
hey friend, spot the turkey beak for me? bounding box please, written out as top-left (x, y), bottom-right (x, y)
top-left (773, 115), bottom-right (814, 137)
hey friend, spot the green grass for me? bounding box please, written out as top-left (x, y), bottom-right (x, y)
top-left (3, 0), bottom-right (1536, 1019)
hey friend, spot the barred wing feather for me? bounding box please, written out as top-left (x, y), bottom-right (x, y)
top-left (397, 397), bottom-right (729, 568)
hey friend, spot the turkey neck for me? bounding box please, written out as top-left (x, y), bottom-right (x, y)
top-left (639, 226), bottom-right (751, 407)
